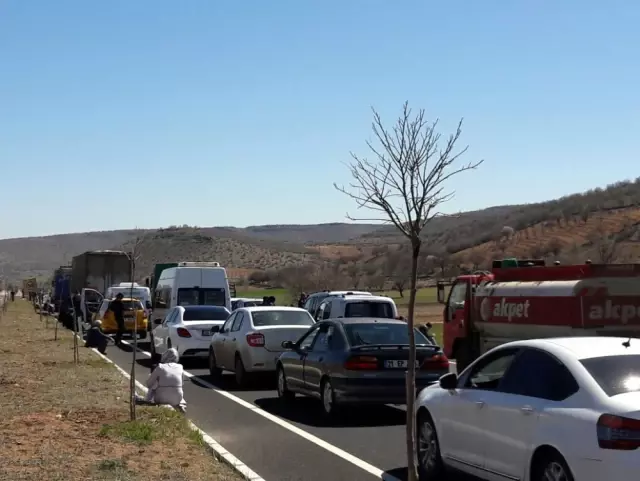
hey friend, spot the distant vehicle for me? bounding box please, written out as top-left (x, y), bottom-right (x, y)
top-left (231, 297), bottom-right (263, 310)
top-left (314, 294), bottom-right (399, 322)
top-left (208, 306), bottom-right (315, 387)
top-left (303, 290), bottom-right (372, 318)
top-left (152, 261), bottom-right (232, 323)
top-left (151, 305), bottom-right (230, 359)
top-left (436, 258), bottom-right (640, 371)
top-left (276, 318), bottom-right (447, 416)
top-left (94, 297), bottom-right (148, 339)
top-left (416, 336), bottom-right (640, 481)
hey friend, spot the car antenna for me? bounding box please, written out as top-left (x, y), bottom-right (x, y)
top-left (623, 338), bottom-right (632, 348)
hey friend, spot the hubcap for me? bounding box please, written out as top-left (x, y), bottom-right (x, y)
top-left (418, 420), bottom-right (438, 472)
top-left (323, 382), bottom-right (333, 413)
top-left (278, 370), bottom-right (285, 396)
top-left (543, 461), bottom-right (568, 481)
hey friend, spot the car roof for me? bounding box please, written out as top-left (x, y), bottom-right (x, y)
top-left (328, 295), bottom-right (394, 302)
top-left (310, 290), bottom-right (372, 297)
top-left (501, 337), bottom-right (640, 360)
top-left (181, 305), bottom-right (229, 310)
top-left (328, 317), bottom-right (406, 326)
top-left (241, 306), bottom-right (308, 312)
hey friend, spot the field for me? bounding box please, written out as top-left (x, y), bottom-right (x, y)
top-left (0, 301), bottom-right (240, 481)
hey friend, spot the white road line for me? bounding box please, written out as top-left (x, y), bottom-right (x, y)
top-left (88, 343), bottom-right (266, 481)
top-left (120, 340), bottom-right (402, 481)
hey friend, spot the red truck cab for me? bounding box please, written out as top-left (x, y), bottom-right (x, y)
top-left (437, 259), bottom-right (640, 371)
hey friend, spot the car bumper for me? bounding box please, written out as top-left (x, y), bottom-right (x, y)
top-left (570, 452), bottom-right (640, 481)
top-left (243, 350), bottom-right (284, 373)
top-left (176, 340), bottom-right (211, 358)
top-left (332, 376), bottom-right (442, 404)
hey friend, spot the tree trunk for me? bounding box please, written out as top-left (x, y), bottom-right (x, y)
top-left (405, 238), bottom-right (420, 481)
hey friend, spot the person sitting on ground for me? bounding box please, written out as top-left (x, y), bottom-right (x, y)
top-left (136, 348), bottom-right (186, 413)
top-left (85, 320), bottom-right (111, 354)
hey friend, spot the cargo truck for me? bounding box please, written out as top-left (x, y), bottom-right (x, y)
top-left (436, 258), bottom-right (640, 371)
top-left (52, 266), bottom-right (72, 311)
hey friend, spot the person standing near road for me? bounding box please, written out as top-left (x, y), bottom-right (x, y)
top-left (108, 293), bottom-right (126, 346)
top-left (297, 292), bottom-right (307, 308)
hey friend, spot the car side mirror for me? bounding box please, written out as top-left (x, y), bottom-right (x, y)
top-left (439, 372), bottom-right (458, 390)
top-left (281, 340), bottom-right (294, 350)
top-left (154, 318), bottom-right (163, 325)
top-left (211, 325), bottom-right (220, 333)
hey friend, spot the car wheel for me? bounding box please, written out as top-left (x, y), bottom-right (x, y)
top-left (320, 378), bottom-right (339, 416)
top-left (138, 330), bottom-right (147, 340)
top-left (533, 451), bottom-right (574, 481)
top-left (209, 349), bottom-right (222, 379)
top-left (277, 366), bottom-right (295, 401)
top-left (417, 411), bottom-right (444, 480)
top-left (235, 355), bottom-right (249, 387)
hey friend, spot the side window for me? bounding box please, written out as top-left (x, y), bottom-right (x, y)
top-left (312, 325), bottom-right (335, 352)
top-left (448, 282), bottom-right (467, 309)
top-left (299, 326), bottom-right (320, 350)
top-left (221, 313), bottom-right (236, 332)
top-left (463, 349), bottom-right (519, 391)
top-left (231, 312), bottom-right (244, 332)
top-left (500, 349), bottom-right (580, 401)
top-left (171, 309), bottom-right (182, 324)
top-left (322, 302), bottom-right (332, 320)
top-left (303, 297), bottom-right (314, 312)
top-left (163, 308), bottom-right (176, 325)
top-left (316, 302), bottom-right (327, 321)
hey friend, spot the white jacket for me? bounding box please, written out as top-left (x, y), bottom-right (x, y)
top-left (146, 362), bottom-right (186, 408)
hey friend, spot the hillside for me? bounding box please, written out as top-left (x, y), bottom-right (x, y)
top-left (3, 179), bottom-right (640, 283)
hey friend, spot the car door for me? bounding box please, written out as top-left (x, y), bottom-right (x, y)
top-left (212, 313), bottom-right (236, 369)
top-left (154, 308), bottom-right (176, 353)
top-left (81, 288), bottom-right (104, 332)
top-left (303, 323), bottom-right (335, 393)
top-left (225, 312), bottom-right (246, 367)
top-left (439, 347), bottom-right (520, 475)
top-left (286, 325), bottom-right (320, 391)
top-left (166, 308), bottom-right (183, 347)
top-left (480, 348), bottom-right (580, 480)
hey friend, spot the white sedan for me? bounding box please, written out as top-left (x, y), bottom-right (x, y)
top-left (151, 305), bottom-right (230, 360)
top-left (416, 336), bottom-right (640, 481)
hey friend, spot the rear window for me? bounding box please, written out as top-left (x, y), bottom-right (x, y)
top-left (344, 301), bottom-right (394, 318)
top-left (344, 323), bottom-right (430, 346)
top-left (251, 310), bottom-right (314, 327)
top-left (183, 307), bottom-right (230, 321)
top-left (122, 300), bottom-right (143, 311)
top-left (178, 288), bottom-right (226, 307)
top-left (581, 355), bottom-right (640, 397)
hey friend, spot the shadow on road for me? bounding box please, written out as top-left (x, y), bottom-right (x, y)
top-left (189, 372), bottom-right (277, 392)
top-left (383, 466), bottom-right (475, 481)
top-left (253, 396), bottom-right (406, 428)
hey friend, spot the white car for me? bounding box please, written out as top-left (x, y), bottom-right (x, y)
top-left (151, 305), bottom-right (230, 360)
top-left (208, 306), bottom-right (314, 387)
top-left (416, 336), bottom-right (640, 481)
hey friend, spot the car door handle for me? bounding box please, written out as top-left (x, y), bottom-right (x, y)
top-left (475, 401), bottom-right (485, 408)
top-left (521, 406), bottom-right (534, 414)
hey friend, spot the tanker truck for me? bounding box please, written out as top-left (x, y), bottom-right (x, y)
top-left (436, 258), bottom-right (640, 371)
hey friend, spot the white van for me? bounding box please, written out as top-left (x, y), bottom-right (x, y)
top-left (106, 283), bottom-right (151, 308)
top-left (152, 262), bottom-right (231, 324)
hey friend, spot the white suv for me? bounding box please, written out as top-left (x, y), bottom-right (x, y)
top-left (315, 294), bottom-right (399, 321)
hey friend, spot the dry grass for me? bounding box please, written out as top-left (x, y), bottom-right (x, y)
top-left (0, 301), bottom-right (241, 481)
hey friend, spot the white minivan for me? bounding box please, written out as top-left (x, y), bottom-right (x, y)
top-left (152, 262), bottom-right (232, 327)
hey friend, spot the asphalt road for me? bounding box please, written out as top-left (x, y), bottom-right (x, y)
top-left (104, 339), bottom-right (461, 481)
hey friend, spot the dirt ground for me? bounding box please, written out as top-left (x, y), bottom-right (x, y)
top-left (0, 301), bottom-right (241, 481)
top-left (397, 303), bottom-right (444, 325)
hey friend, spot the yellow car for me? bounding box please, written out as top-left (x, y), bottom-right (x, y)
top-left (94, 297), bottom-right (148, 339)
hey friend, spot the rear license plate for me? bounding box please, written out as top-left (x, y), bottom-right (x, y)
top-left (202, 330), bottom-right (211, 336)
top-left (385, 360), bottom-right (420, 369)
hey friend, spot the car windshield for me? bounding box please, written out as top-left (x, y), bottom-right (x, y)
top-left (344, 301), bottom-right (394, 318)
top-left (581, 354), bottom-right (640, 397)
top-left (183, 307), bottom-right (229, 321)
top-left (122, 300), bottom-right (143, 311)
top-left (344, 323), bottom-right (430, 346)
top-left (251, 310), bottom-right (314, 327)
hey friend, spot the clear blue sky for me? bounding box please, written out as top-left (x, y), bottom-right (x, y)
top-left (1, 0), bottom-right (638, 239)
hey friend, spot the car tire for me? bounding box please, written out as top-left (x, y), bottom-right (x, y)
top-left (235, 354), bottom-right (249, 388)
top-left (150, 335), bottom-right (157, 356)
top-left (320, 378), bottom-right (339, 416)
top-left (209, 348), bottom-right (222, 379)
top-left (417, 411), bottom-right (445, 480)
top-left (138, 331), bottom-right (147, 340)
top-left (532, 451), bottom-right (574, 481)
top-left (276, 365), bottom-right (295, 401)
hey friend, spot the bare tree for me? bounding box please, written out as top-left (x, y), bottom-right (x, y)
top-left (124, 231), bottom-right (145, 421)
top-left (335, 102), bottom-right (482, 481)
top-left (588, 222), bottom-right (622, 264)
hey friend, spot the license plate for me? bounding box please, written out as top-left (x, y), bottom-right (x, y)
top-left (384, 360), bottom-right (419, 369)
top-left (202, 330), bottom-right (211, 336)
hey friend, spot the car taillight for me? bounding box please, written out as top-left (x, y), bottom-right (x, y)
top-left (344, 355), bottom-right (378, 370)
top-left (421, 353), bottom-right (450, 370)
top-left (176, 327), bottom-right (191, 338)
top-left (246, 332), bottom-right (265, 347)
top-left (598, 414), bottom-right (640, 450)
